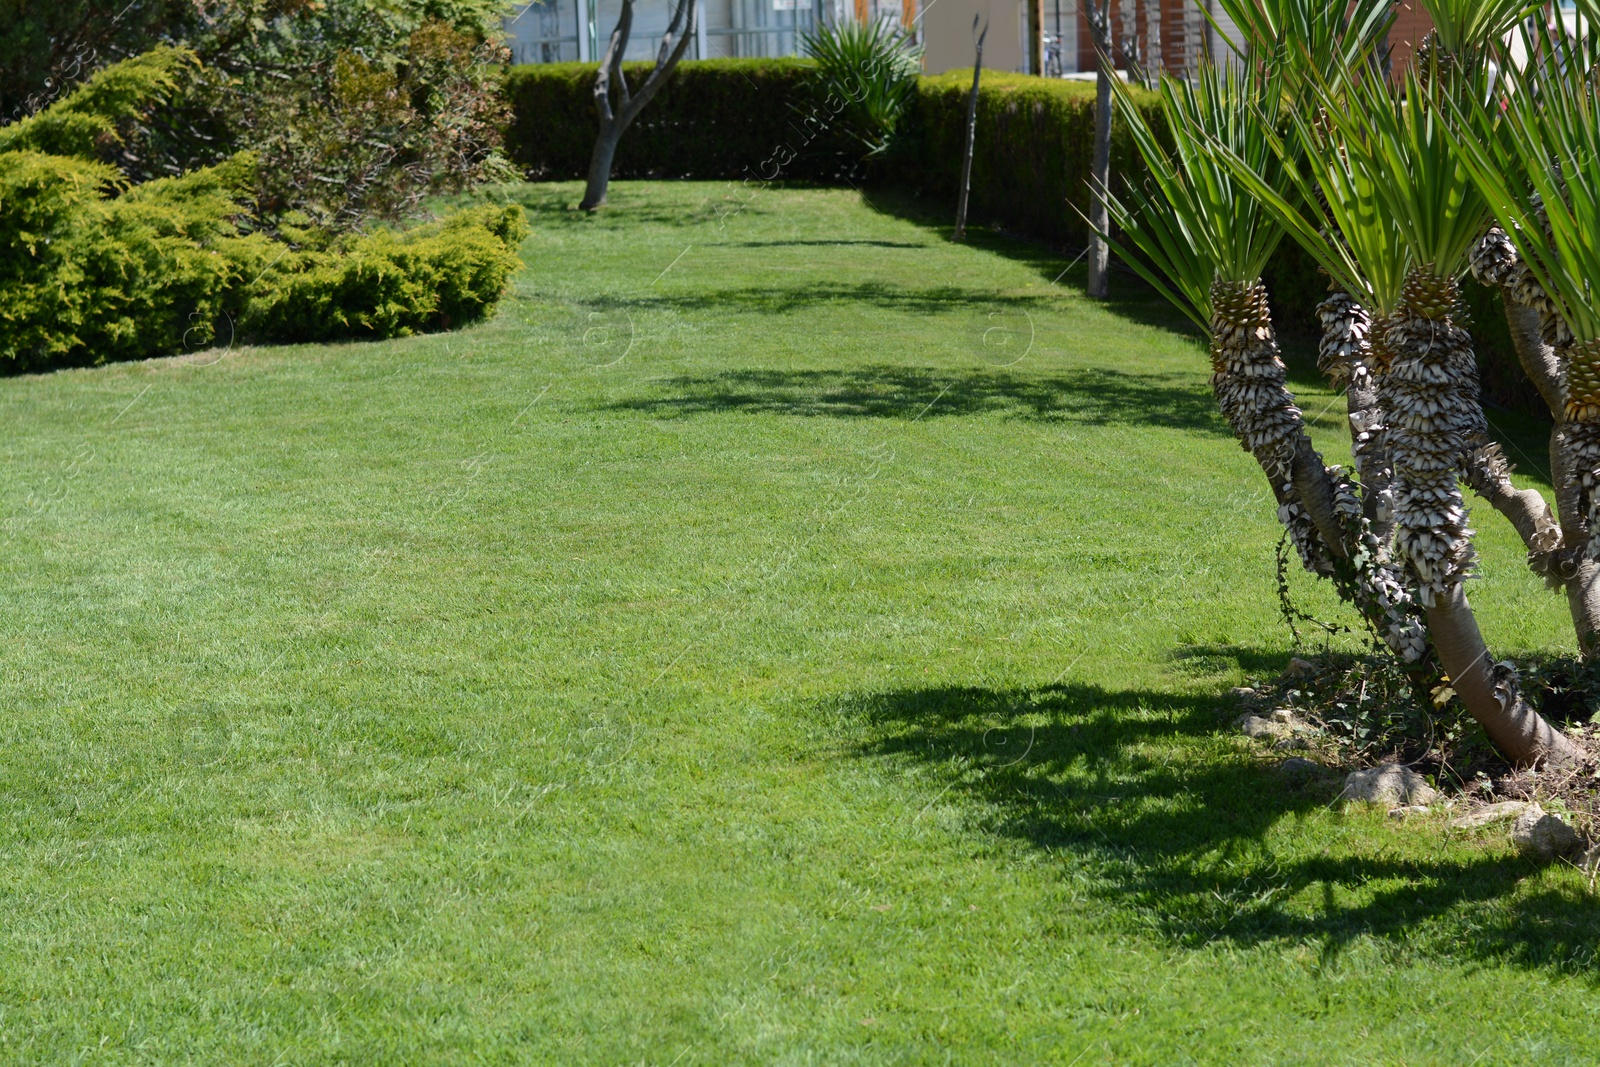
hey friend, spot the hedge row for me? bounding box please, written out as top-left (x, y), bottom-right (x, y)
top-left (505, 59), bottom-right (857, 182)
top-left (508, 59), bottom-right (1535, 415)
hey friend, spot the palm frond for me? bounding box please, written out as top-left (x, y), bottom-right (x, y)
top-left (1100, 63), bottom-right (1289, 329)
top-left (1449, 20), bottom-right (1600, 341)
top-left (1417, 0), bottom-right (1542, 58)
top-left (1207, 0), bottom-right (1393, 83)
top-left (800, 19), bottom-right (922, 154)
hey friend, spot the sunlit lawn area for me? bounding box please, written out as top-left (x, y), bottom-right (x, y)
top-left (2, 181), bottom-right (1595, 1064)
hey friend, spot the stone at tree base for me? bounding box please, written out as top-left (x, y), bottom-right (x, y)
top-left (1277, 757), bottom-right (1323, 781)
top-left (1446, 801), bottom-right (1531, 830)
top-left (1388, 805), bottom-right (1431, 820)
top-left (1510, 805), bottom-right (1582, 861)
top-left (1339, 764), bottom-right (1438, 806)
top-left (1236, 714), bottom-right (1288, 740)
top-left (1287, 657), bottom-right (1316, 678)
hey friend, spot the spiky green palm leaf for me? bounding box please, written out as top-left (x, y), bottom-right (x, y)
top-left (1208, 0), bottom-right (1393, 86)
top-left (1449, 23), bottom-right (1600, 343)
top-left (800, 19), bottom-right (922, 155)
top-left (1416, 0), bottom-right (1541, 58)
top-left (1100, 63), bottom-right (1289, 330)
top-left (1217, 64), bottom-right (1488, 318)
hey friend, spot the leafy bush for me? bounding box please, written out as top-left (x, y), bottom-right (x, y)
top-left (0, 45), bottom-right (191, 159)
top-left (2, 1), bottom-right (515, 230)
top-left (0, 52), bottom-right (528, 372)
top-left (239, 205), bottom-right (530, 342)
top-left (0, 0), bottom-right (189, 119)
top-left (800, 20), bottom-right (923, 155)
top-left (191, 14), bottom-right (514, 229)
top-left (0, 148), bottom-right (250, 367)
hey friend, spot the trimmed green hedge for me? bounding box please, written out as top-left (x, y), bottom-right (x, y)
top-left (895, 71), bottom-right (1164, 249)
top-left (505, 59), bottom-right (856, 182)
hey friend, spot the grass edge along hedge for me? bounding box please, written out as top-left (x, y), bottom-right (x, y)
top-left (504, 59), bottom-right (1535, 418)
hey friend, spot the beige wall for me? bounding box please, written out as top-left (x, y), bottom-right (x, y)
top-left (922, 0), bottom-right (1025, 75)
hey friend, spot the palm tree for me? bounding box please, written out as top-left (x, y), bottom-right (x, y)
top-left (1230, 61), bottom-right (1581, 766)
top-left (1211, 0), bottom-right (1403, 564)
top-left (1451, 17), bottom-right (1600, 657)
top-left (1102, 64), bottom-right (1430, 670)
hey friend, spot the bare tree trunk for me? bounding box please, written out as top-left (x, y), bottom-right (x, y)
top-left (952, 19), bottom-right (987, 243)
top-left (580, 0), bottom-right (696, 212)
top-left (1085, 0), bottom-right (1113, 299)
top-left (1382, 268), bottom-right (1583, 768)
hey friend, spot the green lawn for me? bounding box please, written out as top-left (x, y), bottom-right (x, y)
top-left (2, 181), bottom-right (1596, 1065)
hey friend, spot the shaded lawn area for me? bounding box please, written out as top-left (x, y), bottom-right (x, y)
top-left (1, 180), bottom-right (1596, 1064)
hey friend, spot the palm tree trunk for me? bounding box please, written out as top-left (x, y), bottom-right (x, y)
top-left (1382, 268), bottom-right (1583, 767)
top-left (1211, 280), bottom-right (1429, 664)
top-left (1315, 286), bottom-right (1439, 693)
top-left (1318, 288), bottom-right (1394, 541)
top-left (1471, 227), bottom-right (1600, 655)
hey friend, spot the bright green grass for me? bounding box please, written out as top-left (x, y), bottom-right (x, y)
top-left (2, 181), bottom-right (1597, 1065)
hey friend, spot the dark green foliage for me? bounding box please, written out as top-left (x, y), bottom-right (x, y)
top-left (0, 0), bottom-right (190, 119)
top-left (503, 59), bottom-right (857, 182)
top-left (894, 70), bottom-right (1167, 249)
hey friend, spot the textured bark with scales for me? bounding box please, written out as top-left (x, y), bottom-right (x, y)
top-left (1471, 227), bottom-right (1600, 655)
top-left (1380, 268), bottom-right (1582, 767)
top-left (1211, 280), bottom-right (1429, 664)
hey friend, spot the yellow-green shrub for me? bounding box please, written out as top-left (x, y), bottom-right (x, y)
top-left (0, 147), bottom-right (526, 370)
top-left (239, 205), bottom-right (529, 342)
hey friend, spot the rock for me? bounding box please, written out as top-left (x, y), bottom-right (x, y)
top-left (1447, 801), bottom-right (1530, 831)
top-left (1287, 657), bottom-right (1316, 678)
top-left (1510, 805), bottom-right (1582, 861)
top-left (1388, 805), bottom-right (1431, 820)
top-left (1271, 708), bottom-right (1296, 724)
top-left (1339, 764), bottom-right (1439, 807)
top-left (1229, 686), bottom-right (1257, 699)
top-left (1277, 757), bottom-right (1323, 781)
top-left (1236, 714), bottom-right (1288, 740)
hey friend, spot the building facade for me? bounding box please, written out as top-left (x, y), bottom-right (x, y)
top-left (502, 1), bottom-right (1575, 76)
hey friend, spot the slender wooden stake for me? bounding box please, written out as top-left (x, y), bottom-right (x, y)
top-left (952, 16), bottom-right (987, 243)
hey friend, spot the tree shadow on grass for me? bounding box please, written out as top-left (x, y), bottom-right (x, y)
top-left (583, 279), bottom-right (1058, 318)
top-left (604, 364), bottom-right (1225, 429)
top-left (846, 673), bottom-right (1600, 977)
